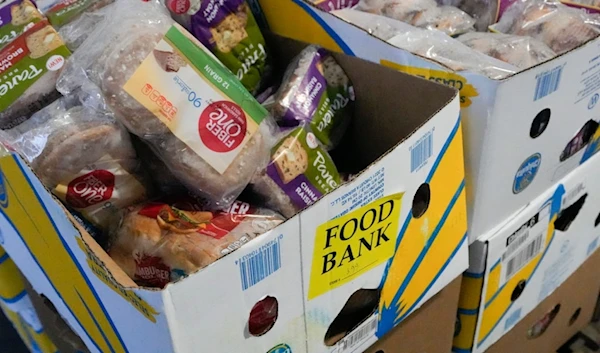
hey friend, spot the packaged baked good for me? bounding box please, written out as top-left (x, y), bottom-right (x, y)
top-left (108, 199), bottom-right (285, 287)
top-left (438, 0), bottom-right (499, 31)
top-left (161, 0), bottom-right (270, 95)
top-left (493, 0), bottom-right (600, 53)
top-left (273, 46), bottom-right (354, 150)
top-left (0, 0), bottom-right (43, 50)
top-left (40, 0), bottom-right (114, 27)
top-left (309, 0), bottom-right (360, 11)
top-left (0, 20), bottom-right (71, 130)
top-left (251, 125), bottom-right (341, 218)
top-left (332, 7), bottom-right (416, 40)
top-left (4, 87), bottom-right (150, 231)
top-left (458, 32), bottom-right (557, 70)
top-left (58, 5), bottom-right (109, 51)
top-left (57, 0), bottom-right (275, 210)
top-left (357, 0), bottom-right (438, 21)
top-left (387, 27), bottom-right (518, 79)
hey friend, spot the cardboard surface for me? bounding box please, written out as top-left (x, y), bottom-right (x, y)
top-left (252, 0), bottom-right (600, 243)
top-left (454, 152), bottom-right (600, 353)
top-left (365, 276), bottom-right (462, 353)
top-left (0, 38), bottom-right (467, 353)
top-left (487, 248), bottom-right (600, 353)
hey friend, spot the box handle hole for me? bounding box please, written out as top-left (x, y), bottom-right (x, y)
top-left (412, 183), bottom-right (430, 219)
top-left (527, 304), bottom-right (560, 339)
top-left (511, 279), bottom-right (527, 301)
top-left (569, 308), bottom-right (581, 326)
top-left (595, 212), bottom-right (600, 227)
top-left (248, 296), bottom-right (278, 337)
top-left (530, 108), bottom-right (551, 139)
top-left (324, 288), bottom-right (381, 346)
top-left (554, 194), bottom-right (588, 232)
top-left (559, 120), bottom-right (599, 162)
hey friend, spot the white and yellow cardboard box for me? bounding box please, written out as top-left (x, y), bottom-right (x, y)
top-left (0, 246), bottom-right (57, 353)
top-left (453, 152), bottom-right (600, 353)
top-left (0, 48), bottom-right (468, 353)
top-left (251, 0), bottom-right (600, 242)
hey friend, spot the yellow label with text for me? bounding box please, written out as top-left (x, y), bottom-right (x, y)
top-left (308, 193), bottom-right (402, 299)
top-left (380, 60), bottom-right (478, 108)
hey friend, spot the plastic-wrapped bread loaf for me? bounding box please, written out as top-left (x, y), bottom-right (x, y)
top-left (437, 0), bottom-right (499, 31)
top-left (272, 45), bottom-right (354, 150)
top-left (3, 87), bottom-right (150, 231)
top-left (458, 32), bottom-right (557, 70)
top-left (57, 0), bottom-right (276, 210)
top-left (493, 0), bottom-right (600, 53)
top-left (108, 199), bottom-right (284, 287)
top-left (251, 125), bottom-right (341, 218)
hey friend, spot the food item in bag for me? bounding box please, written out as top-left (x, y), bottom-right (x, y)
top-left (58, 5), bottom-right (110, 51)
top-left (109, 199), bottom-right (284, 287)
top-left (273, 46), bottom-right (354, 150)
top-left (251, 126), bottom-right (341, 218)
top-left (4, 91), bottom-right (149, 230)
top-left (458, 32), bottom-right (556, 69)
top-left (162, 0), bottom-right (270, 95)
top-left (309, 0), bottom-right (360, 11)
top-left (438, 0), bottom-right (499, 31)
top-left (493, 0), bottom-right (600, 53)
top-left (44, 0), bottom-right (114, 28)
top-left (57, 0), bottom-right (275, 210)
top-left (0, 0), bottom-right (43, 50)
top-left (0, 20), bottom-right (71, 130)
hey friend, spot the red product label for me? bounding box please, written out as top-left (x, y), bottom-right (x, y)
top-left (198, 101), bottom-right (247, 153)
top-left (48, 0), bottom-right (79, 12)
top-left (66, 170), bottom-right (115, 209)
top-left (166, 0), bottom-right (191, 14)
top-left (134, 255), bottom-right (171, 288)
top-left (0, 36), bottom-right (29, 75)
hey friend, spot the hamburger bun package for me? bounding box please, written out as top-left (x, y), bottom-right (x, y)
top-left (2, 85), bottom-right (150, 231)
top-left (251, 125), bottom-right (341, 218)
top-left (108, 199), bottom-right (285, 287)
top-left (57, 0), bottom-right (277, 210)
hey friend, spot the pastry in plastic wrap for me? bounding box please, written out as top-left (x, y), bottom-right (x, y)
top-left (493, 0), bottom-right (600, 53)
top-left (438, 0), bottom-right (499, 31)
top-left (0, 20), bottom-right (71, 130)
top-left (273, 46), bottom-right (354, 150)
top-left (3, 89), bottom-right (149, 231)
top-left (332, 7), bottom-right (416, 40)
top-left (251, 126), bottom-right (341, 218)
top-left (309, 0), bottom-right (360, 11)
top-left (387, 27), bottom-right (518, 78)
top-left (458, 32), bottom-right (557, 69)
top-left (58, 3), bottom-right (112, 51)
top-left (160, 0), bottom-right (270, 95)
top-left (108, 199), bottom-right (285, 287)
top-left (0, 0), bottom-right (43, 50)
top-left (57, 0), bottom-right (275, 210)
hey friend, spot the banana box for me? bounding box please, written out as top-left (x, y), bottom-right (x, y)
top-left (0, 38), bottom-right (466, 353)
top-left (453, 152), bottom-right (600, 353)
top-left (250, 0), bottom-right (600, 243)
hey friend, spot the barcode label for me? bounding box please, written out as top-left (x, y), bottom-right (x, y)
top-left (503, 230), bottom-right (529, 261)
top-left (410, 131), bottom-right (433, 172)
top-left (534, 66), bottom-right (563, 101)
top-left (238, 238), bottom-right (282, 291)
top-left (337, 314), bottom-right (378, 353)
top-left (505, 234), bottom-right (544, 279)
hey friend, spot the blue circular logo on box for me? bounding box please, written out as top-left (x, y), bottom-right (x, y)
top-left (267, 344), bottom-right (292, 353)
top-left (513, 153), bottom-right (541, 194)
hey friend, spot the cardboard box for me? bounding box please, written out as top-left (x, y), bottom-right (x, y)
top-left (251, 0), bottom-right (600, 242)
top-left (365, 276), bottom-right (462, 353)
top-left (453, 152), bottom-right (600, 353)
top-left (0, 38), bottom-right (467, 352)
top-left (0, 246), bottom-right (57, 353)
top-left (487, 245), bottom-right (600, 353)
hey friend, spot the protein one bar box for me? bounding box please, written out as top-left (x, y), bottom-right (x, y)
top-left (0, 37), bottom-right (467, 353)
top-left (453, 151), bottom-right (600, 353)
top-left (251, 0), bottom-right (600, 243)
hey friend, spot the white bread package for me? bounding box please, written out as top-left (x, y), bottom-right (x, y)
top-left (492, 0), bottom-right (600, 54)
top-left (0, 20), bottom-right (71, 130)
top-left (273, 45), bottom-right (354, 150)
top-left (2, 86), bottom-right (150, 231)
top-left (457, 32), bottom-right (557, 70)
top-left (355, 0), bottom-right (476, 36)
top-left (108, 199), bottom-right (284, 287)
top-left (57, 0), bottom-right (276, 210)
top-left (251, 125), bottom-right (341, 218)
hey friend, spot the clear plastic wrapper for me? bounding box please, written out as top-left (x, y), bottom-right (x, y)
top-left (493, 0), bottom-right (600, 53)
top-left (108, 199), bottom-right (285, 287)
top-left (332, 7), bottom-right (417, 40)
top-left (387, 27), bottom-right (519, 78)
top-left (438, 0), bottom-right (499, 31)
top-left (356, 0), bottom-right (475, 35)
top-left (251, 125), bottom-right (341, 218)
top-left (57, 0), bottom-right (276, 210)
top-left (309, 0), bottom-right (360, 11)
top-left (43, 0), bottom-right (114, 28)
top-left (273, 46), bottom-right (354, 150)
top-left (3, 86), bottom-right (150, 231)
top-left (58, 3), bottom-right (112, 51)
top-left (458, 32), bottom-right (557, 69)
